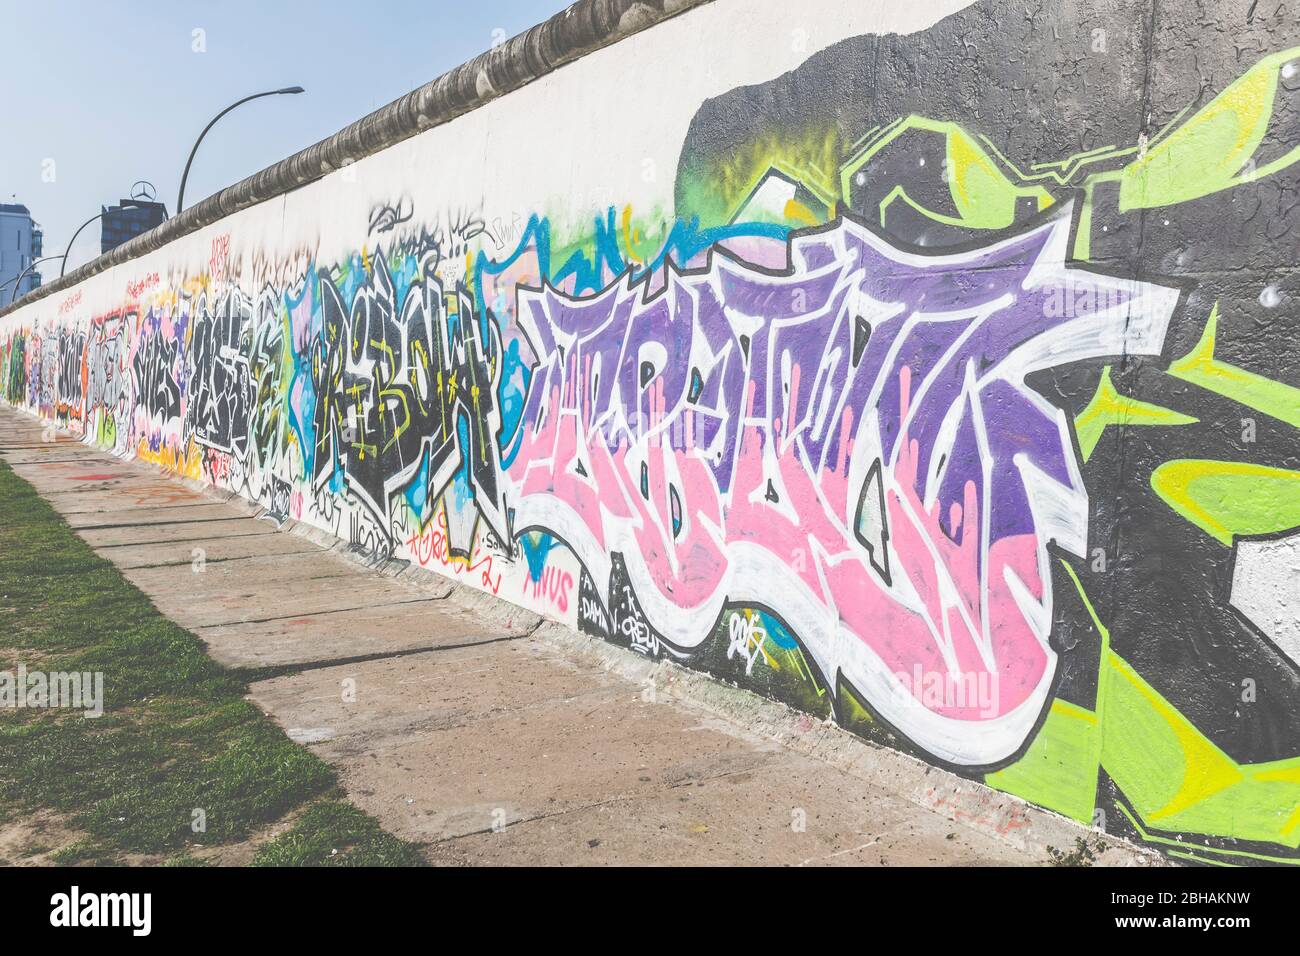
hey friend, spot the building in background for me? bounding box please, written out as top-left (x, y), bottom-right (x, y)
top-left (101, 196), bottom-right (168, 253)
top-left (0, 202), bottom-right (43, 303)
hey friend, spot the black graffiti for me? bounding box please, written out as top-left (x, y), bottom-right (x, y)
top-left (311, 253), bottom-right (504, 541)
top-left (368, 198), bottom-right (414, 235)
top-left (576, 567), bottom-right (611, 640)
top-left (189, 290), bottom-right (252, 454)
top-left (248, 293), bottom-right (288, 475)
top-left (266, 474), bottom-right (291, 522)
top-left (55, 331), bottom-right (85, 418)
top-left (607, 553), bottom-right (664, 657)
top-left (132, 329), bottom-right (182, 423)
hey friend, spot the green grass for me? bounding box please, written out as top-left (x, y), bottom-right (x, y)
top-left (252, 800), bottom-right (426, 866)
top-left (0, 457), bottom-right (424, 866)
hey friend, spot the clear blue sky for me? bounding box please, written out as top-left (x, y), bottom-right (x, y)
top-left (0, 0), bottom-right (571, 275)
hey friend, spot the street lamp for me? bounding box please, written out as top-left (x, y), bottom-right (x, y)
top-left (6, 254), bottom-right (67, 305)
top-left (61, 203), bottom-right (141, 278)
top-left (176, 86), bottom-right (305, 214)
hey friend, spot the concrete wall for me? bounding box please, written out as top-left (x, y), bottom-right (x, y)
top-left (3, 0), bottom-right (1299, 864)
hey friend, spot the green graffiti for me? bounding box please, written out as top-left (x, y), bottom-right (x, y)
top-left (988, 561), bottom-right (1300, 861)
top-left (839, 116), bottom-right (1054, 232)
top-left (1115, 803), bottom-right (1300, 866)
top-left (1022, 141), bottom-right (1139, 184)
top-left (1074, 366), bottom-right (1197, 462)
top-left (678, 123), bottom-right (842, 229)
top-left (2, 333), bottom-right (27, 405)
top-left (95, 411), bottom-right (117, 449)
top-left (1151, 459), bottom-right (1300, 546)
top-left (712, 609), bottom-right (831, 717)
top-left (1167, 302), bottom-right (1300, 429)
top-left (1120, 48), bottom-right (1300, 211)
top-left (985, 696), bottom-right (1103, 824)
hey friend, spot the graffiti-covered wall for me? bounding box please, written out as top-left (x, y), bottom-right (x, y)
top-left (4, 0), bottom-right (1299, 864)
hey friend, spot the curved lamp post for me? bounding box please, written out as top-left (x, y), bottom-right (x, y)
top-left (176, 86), bottom-right (305, 214)
top-left (61, 203), bottom-right (140, 278)
top-left (6, 254), bottom-right (68, 305)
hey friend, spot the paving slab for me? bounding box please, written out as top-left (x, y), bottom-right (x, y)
top-left (122, 551), bottom-right (360, 594)
top-left (76, 518), bottom-right (282, 548)
top-left (48, 491), bottom-right (234, 515)
top-left (251, 641), bottom-right (637, 748)
top-left (420, 760), bottom-right (1035, 867)
top-left (0, 447), bottom-right (110, 465)
top-left (92, 532), bottom-right (327, 570)
top-left (144, 578), bottom-right (440, 630)
top-left (65, 502), bottom-right (253, 528)
top-left (198, 598), bottom-right (508, 669)
top-left (252, 644), bottom-right (786, 842)
top-left (8, 457), bottom-right (144, 478)
top-left (7, 469), bottom-right (204, 500)
top-left (0, 433), bottom-right (107, 460)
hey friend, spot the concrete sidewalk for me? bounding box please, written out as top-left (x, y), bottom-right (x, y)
top-left (0, 407), bottom-right (1161, 866)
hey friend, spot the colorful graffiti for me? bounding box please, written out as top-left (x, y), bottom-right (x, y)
top-left (508, 213), bottom-right (1176, 763)
top-left (3, 0), bottom-right (1299, 864)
